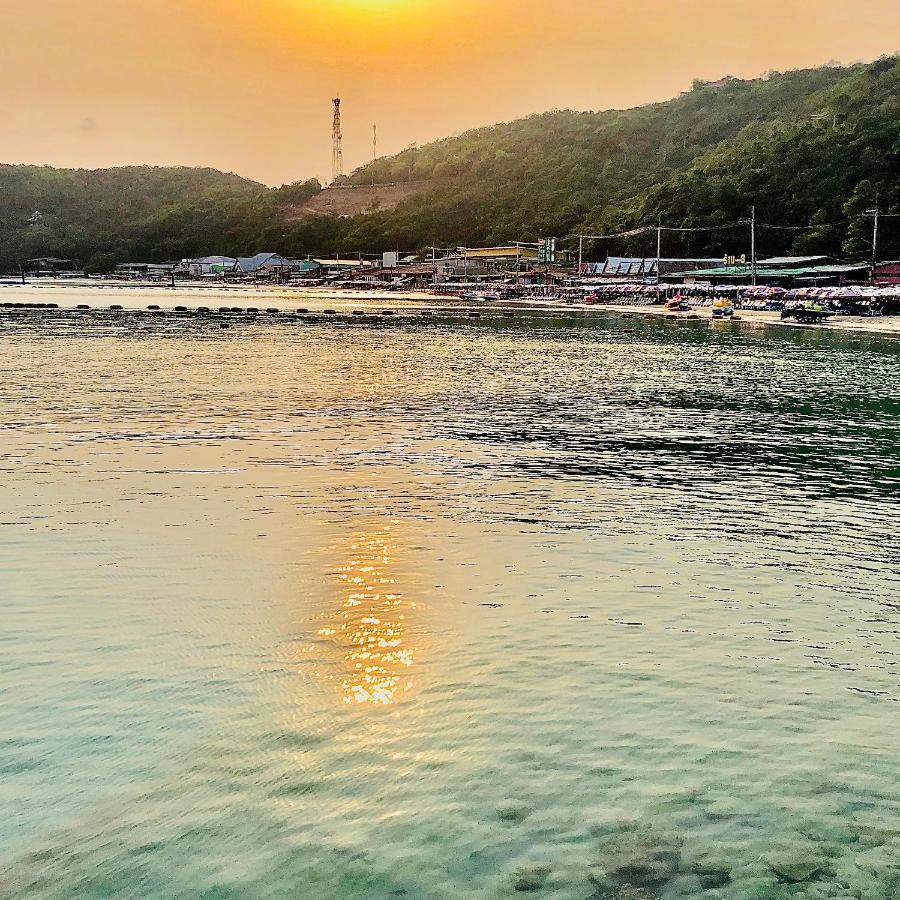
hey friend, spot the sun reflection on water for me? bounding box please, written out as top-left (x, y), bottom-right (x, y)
top-left (315, 525), bottom-right (417, 705)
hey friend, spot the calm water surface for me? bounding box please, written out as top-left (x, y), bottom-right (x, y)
top-left (1, 300), bottom-right (898, 899)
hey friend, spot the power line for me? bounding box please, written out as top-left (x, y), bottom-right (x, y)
top-left (573, 221), bottom-right (747, 243)
top-left (756, 222), bottom-right (849, 230)
top-left (572, 209), bottom-right (898, 244)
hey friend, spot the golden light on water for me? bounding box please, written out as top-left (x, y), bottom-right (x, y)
top-left (314, 524), bottom-right (418, 706)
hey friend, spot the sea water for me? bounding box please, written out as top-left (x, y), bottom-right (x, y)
top-left (1, 301), bottom-right (898, 898)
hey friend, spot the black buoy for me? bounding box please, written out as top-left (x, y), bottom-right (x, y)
top-left (296, 308), bottom-right (309, 314)
top-left (324, 309), bottom-right (337, 315)
top-left (197, 306), bottom-right (210, 314)
top-left (148, 304), bottom-right (161, 310)
top-left (174, 305), bottom-right (188, 312)
top-left (219, 307), bottom-right (230, 313)
top-left (110, 305), bottom-right (123, 310)
top-left (266, 308), bottom-right (279, 314)
top-left (76, 304), bottom-right (89, 310)
top-left (352, 310), bottom-right (366, 316)
top-left (230, 307), bottom-right (242, 313)
top-left (381, 310), bottom-right (395, 316)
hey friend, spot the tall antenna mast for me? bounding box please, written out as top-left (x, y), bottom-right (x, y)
top-left (372, 124), bottom-right (377, 187)
top-left (332, 97), bottom-right (344, 182)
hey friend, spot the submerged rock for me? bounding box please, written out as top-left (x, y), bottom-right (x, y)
top-left (513, 862), bottom-right (551, 892)
top-left (688, 854), bottom-right (731, 889)
top-left (766, 849), bottom-right (827, 883)
top-left (601, 837), bottom-right (682, 891)
top-left (586, 877), bottom-right (654, 900)
top-left (497, 799), bottom-right (533, 824)
top-left (613, 888), bottom-right (655, 900)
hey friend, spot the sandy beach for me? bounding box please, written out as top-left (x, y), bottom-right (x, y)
top-left (3, 280), bottom-right (900, 338)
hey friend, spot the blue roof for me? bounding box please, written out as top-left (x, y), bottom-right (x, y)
top-left (235, 253), bottom-right (291, 273)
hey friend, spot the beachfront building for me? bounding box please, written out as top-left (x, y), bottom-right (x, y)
top-left (187, 256), bottom-right (237, 277)
top-left (233, 253), bottom-right (296, 276)
top-left (875, 261), bottom-right (900, 285)
top-left (115, 262), bottom-right (179, 278)
top-left (26, 257), bottom-right (81, 275)
top-left (292, 259), bottom-right (322, 278)
top-left (433, 246), bottom-right (541, 282)
top-left (314, 258), bottom-right (374, 277)
top-left (360, 262), bottom-right (437, 288)
top-left (583, 257), bottom-right (724, 282)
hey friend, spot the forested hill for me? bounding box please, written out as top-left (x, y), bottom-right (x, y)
top-left (1, 56), bottom-right (899, 270)
top-left (0, 166), bottom-right (320, 272)
top-left (327, 56), bottom-right (900, 260)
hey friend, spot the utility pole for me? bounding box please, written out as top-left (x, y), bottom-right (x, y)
top-left (867, 206), bottom-right (879, 284)
top-left (656, 215), bottom-right (663, 303)
top-left (750, 205), bottom-right (757, 287)
top-left (372, 124), bottom-right (377, 188)
top-left (578, 236), bottom-right (583, 275)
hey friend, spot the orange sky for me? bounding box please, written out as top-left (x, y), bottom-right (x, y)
top-left (2, 0), bottom-right (898, 186)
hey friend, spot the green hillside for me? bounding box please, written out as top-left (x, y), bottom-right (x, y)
top-left (316, 56), bottom-right (900, 260)
top-left (1, 56), bottom-right (898, 271)
top-left (0, 166), bottom-right (318, 272)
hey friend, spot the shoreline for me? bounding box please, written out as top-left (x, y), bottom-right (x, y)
top-left (576, 302), bottom-right (900, 337)
top-left (2, 281), bottom-right (900, 338)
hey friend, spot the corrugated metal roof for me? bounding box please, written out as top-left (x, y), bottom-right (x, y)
top-left (758, 255), bottom-right (829, 266)
top-left (315, 259), bottom-right (369, 267)
top-left (462, 246), bottom-right (539, 259)
top-left (193, 256), bottom-right (236, 266)
top-left (673, 263), bottom-right (869, 277)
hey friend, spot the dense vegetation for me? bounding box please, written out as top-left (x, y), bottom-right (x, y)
top-left (0, 167), bottom-right (319, 272)
top-left (1, 57), bottom-right (898, 271)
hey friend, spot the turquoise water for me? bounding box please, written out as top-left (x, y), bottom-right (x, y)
top-left (1, 305), bottom-right (898, 899)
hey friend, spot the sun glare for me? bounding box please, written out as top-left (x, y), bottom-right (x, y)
top-left (282, 0), bottom-right (447, 28)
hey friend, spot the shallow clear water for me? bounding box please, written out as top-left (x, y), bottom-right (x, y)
top-left (1, 299), bottom-right (899, 899)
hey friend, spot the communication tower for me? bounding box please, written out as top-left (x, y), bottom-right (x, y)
top-left (332, 97), bottom-right (344, 182)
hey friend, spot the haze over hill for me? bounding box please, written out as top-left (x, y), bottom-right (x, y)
top-left (1, 57), bottom-right (898, 272)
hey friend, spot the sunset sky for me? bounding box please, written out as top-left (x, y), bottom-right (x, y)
top-left (3, 0), bottom-right (899, 186)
